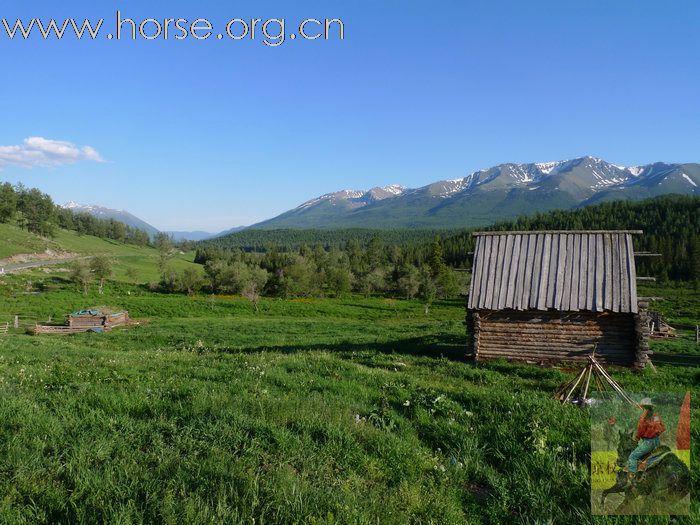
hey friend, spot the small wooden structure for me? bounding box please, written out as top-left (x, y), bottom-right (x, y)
top-left (466, 230), bottom-right (650, 368)
top-left (34, 309), bottom-right (130, 335)
top-left (0, 322), bottom-right (8, 335)
top-left (554, 352), bottom-right (639, 406)
top-left (68, 309), bottom-right (129, 330)
top-left (648, 311), bottom-right (677, 338)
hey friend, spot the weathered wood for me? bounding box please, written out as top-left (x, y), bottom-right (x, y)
top-left (532, 233), bottom-right (546, 309)
top-left (611, 233), bottom-right (621, 313)
top-left (620, 236), bottom-right (634, 312)
top-left (505, 235), bottom-right (521, 308)
top-left (603, 233), bottom-right (613, 311)
top-left (570, 233), bottom-right (581, 311)
top-left (472, 236), bottom-right (486, 307)
top-left (473, 230), bottom-right (643, 235)
top-left (466, 230), bottom-right (648, 369)
top-left (552, 234), bottom-right (565, 308)
top-left (34, 325), bottom-right (111, 334)
top-left (497, 234), bottom-right (515, 309)
top-left (585, 234), bottom-right (595, 311)
top-left (594, 234), bottom-right (604, 312)
top-left (483, 235), bottom-right (498, 307)
top-left (471, 308), bottom-right (639, 366)
top-left (560, 234), bottom-right (573, 311)
top-left (514, 235), bottom-right (527, 310)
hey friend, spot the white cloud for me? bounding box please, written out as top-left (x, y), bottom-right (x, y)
top-left (0, 137), bottom-right (105, 169)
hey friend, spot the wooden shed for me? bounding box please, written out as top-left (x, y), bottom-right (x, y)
top-left (466, 230), bottom-right (650, 368)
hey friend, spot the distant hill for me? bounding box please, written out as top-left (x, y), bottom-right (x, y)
top-left (166, 231), bottom-right (215, 242)
top-left (62, 202), bottom-right (159, 237)
top-left (166, 226), bottom-right (247, 242)
top-left (248, 156), bottom-right (699, 229)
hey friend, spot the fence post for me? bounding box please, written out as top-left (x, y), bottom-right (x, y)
top-left (14, 315), bottom-right (19, 329)
top-left (696, 325), bottom-right (699, 344)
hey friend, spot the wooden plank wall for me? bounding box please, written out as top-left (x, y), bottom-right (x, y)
top-left (68, 316), bottom-right (106, 328)
top-left (68, 312), bottom-right (129, 328)
top-left (470, 310), bottom-right (638, 367)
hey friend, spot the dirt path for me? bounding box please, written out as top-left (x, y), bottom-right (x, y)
top-left (0, 256), bottom-right (91, 274)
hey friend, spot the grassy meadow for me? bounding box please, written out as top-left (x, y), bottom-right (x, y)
top-left (0, 263), bottom-right (698, 524)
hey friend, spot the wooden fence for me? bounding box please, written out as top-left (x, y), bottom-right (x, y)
top-left (33, 324), bottom-right (110, 335)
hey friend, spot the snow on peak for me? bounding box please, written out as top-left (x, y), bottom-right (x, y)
top-left (681, 173), bottom-right (698, 187)
top-left (63, 201), bottom-right (85, 209)
top-left (535, 161), bottom-right (562, 175)
top-left (380, 184), bottom-right (406, 195)
top-left (296, 189), bottom-right (364, 210)
top-left (339, 189), bottom-right (365, 199)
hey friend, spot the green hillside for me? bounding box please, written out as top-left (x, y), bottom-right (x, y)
top-left (0, 222), bottom-right (200, 283)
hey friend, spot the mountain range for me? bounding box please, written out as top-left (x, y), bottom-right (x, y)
top-left (248, 156), bottom-right (699, 229)
top-left (63, 156), bottom-right (700, 235)
top-left (63, 202), bottom-right (161, 236)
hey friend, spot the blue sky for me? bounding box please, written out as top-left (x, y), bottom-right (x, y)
top-left (0, 0), bottom-right (698, 231)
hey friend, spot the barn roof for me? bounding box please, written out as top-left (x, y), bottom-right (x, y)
top-left (468, 231), bottom-right (640, 313)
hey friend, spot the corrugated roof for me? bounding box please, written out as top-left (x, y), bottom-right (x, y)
top-left (468, 231), bottom-right (639, 313)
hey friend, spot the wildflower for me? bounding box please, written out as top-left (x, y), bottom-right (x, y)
top-left (403, 400), bottom-right (410, 406)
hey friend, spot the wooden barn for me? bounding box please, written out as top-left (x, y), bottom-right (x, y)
top-left (466, 230), bottom-right (650, 368)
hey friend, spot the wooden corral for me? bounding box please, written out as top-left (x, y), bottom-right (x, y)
top-left (466, 230), bottom-right (650, 368)
top-left (34, 309), bottom-right (130, 335)
top-left (68, 310), bottom-right (129, 329)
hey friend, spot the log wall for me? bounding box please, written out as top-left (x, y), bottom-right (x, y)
top-left (468, 309), bottom-right (643, 367)
top-left (68, 312), bottom-right (129, 328)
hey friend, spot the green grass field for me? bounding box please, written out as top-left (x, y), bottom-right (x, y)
top-left (0, 272), bottom-right (698, 523)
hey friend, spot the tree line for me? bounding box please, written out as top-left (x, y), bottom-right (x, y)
top-left (456, 195), bottom-right (700, 282)
top-left (194, 195), bottom-right (700, 288)
top-left (198, 228), bottom-right (462, 253)
top-left (189, 237), bottom-right (465, 304)
top-left (0, 182), bottom-right (151, 246)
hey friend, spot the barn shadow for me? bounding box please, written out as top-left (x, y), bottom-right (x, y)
top-left (213, 333), bottom-right (469, 362)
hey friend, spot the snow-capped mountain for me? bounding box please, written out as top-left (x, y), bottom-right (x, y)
top-left (295, 185), bottom-right (407, 211)
top-left (250, 156), bottom-right (700, 229)
top-left (62, 202), bottom-right (159, 236)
